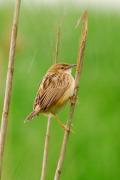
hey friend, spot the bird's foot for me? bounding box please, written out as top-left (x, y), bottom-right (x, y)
top-left (69, 95), bottom-right (76, 105)
top-left (62, 124), bottom-right (74, 133)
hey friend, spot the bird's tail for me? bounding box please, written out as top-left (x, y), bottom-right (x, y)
top-left (25, 111), bottom-right (38, 121)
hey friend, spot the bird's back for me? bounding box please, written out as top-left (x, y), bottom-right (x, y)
top-left (33, 71), bottom-right (74, 114)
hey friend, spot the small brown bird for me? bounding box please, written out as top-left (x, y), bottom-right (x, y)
top-left (26, 63), bottom-right (76, 131)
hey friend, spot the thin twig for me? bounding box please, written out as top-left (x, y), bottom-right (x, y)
top-left (40, 25), bottom-right (61, 180)
top-left (0, 0), bottom-right (21, 178)
top-left (54, 11), bottom-right (88, 180)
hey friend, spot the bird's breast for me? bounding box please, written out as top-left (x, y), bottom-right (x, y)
top-left (56, 75), bottom-right (75, 106)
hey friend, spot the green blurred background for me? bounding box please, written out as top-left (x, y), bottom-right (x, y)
top-left (0, 2), bottom-right (120, 180)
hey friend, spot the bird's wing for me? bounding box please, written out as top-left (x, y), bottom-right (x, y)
top-left (34, 73), bottom-right (70, 111)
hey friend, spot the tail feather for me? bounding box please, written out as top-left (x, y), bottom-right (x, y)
top-left (26, 111), bottom-right (38, 121)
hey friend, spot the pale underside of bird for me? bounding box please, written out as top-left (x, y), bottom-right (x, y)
top-left (26, 63), bottom-right (76, 130)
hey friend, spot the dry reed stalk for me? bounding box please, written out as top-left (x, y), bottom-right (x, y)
top-left (40, 115), bottom-right (52, 180)
top-left (54, 26), bottom-right (61, 63)
top-left (54, 11), bottom-right (88, 180)
top-left (0, 0), bottom-right (21, 178)
top-left (0, 53), bottom-right (2, 96)
top-left (40, 26), bottom-right (61, 180)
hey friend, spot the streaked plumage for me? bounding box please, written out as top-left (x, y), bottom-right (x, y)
top-left (26, 63), bottom-right (76, 128)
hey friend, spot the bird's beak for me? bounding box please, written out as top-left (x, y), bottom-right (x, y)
top-left (68, 64), bottom-right (77, 69)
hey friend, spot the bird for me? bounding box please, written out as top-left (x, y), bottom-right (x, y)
top-left (26, 63), bottom-right (76, 131)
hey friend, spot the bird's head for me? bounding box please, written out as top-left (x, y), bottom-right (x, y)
top-left (49, 63), bottom-right (76, 74)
